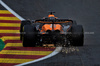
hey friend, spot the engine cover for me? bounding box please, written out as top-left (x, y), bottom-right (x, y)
top-left (41, 24), bottom-right (62, 32)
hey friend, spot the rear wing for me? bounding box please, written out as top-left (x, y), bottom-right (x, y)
top-left (35, 19), bottom-right (73, 24)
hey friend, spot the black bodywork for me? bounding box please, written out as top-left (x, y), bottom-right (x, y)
top-left (20, 17), bottom-right (84, 47)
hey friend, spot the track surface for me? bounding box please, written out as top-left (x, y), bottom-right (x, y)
top-left (1, 0), bottom-right (100, 66)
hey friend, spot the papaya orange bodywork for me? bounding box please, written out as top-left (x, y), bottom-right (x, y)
top-left (41, 24), bottom-right (62, 32)
top-left (48, 14), bottom-right (55, 17)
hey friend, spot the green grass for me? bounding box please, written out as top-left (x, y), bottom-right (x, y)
top-left (0, 39), bottom-right (5, 51)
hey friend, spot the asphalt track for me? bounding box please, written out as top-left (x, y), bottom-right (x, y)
top-left (1, 0), bottom-right (100, 66)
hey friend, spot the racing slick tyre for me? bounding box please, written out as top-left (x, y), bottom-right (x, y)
top-left (23, 25), bottom-right (36, 47)
top-left (20, 20), bottom-right (31, 40)
top-left (70, 25), bottom-right (84, 46)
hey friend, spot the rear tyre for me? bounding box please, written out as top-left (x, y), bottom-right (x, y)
top-left (23, 25), bottom-right (36, 47)
top-left (20, 20), bottom-right (31, 40)
top-left (70, 25), bottom-right (84, 46)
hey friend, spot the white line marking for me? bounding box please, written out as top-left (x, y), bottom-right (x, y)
top-left (0, 0), bottom-right (25, 20)
top-left (0, 0), bottom-right (62, 66)
top-left (15, 47), bottom-right (62, 66)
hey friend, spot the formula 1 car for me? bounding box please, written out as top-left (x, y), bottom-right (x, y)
top-left (20, 12), bottom-right (84, 47)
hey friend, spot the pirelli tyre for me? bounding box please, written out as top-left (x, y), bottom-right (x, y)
top-left (70, 25), bottom-right (84, 46)
top-left (23, 25), bottom-right (36, 47)
top-left (20, 20), bottom-right (31, 40)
